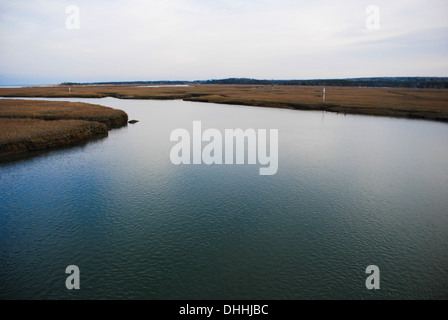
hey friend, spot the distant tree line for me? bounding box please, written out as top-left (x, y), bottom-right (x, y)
top-left (201, 77), bottom-right (448, 88)
top-left (61, 77), bottom-right (448, 89)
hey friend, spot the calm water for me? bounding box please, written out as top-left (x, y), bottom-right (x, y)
top-left (1, 97), bottom-right (447, 299)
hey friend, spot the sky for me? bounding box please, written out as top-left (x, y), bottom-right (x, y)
top-left (0, 0), bottom-right (447, 84)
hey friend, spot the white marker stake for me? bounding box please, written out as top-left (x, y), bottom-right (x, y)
top-left (69, 87), bottom-right (71, 93)
top-left (323, 88), bottom-right (326, 103)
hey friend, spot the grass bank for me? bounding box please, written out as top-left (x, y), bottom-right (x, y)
top-left (0, 99), bottom-right (128, 158)
top-left (1, 85), bottom-right (447, 123)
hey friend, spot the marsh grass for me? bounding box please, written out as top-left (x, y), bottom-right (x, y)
top-left (0, 99), bottom-right (128, 129)
top-left (1, 85), bottom-right (447, 122)
top-left (0, 99), bottom-right (128, 157)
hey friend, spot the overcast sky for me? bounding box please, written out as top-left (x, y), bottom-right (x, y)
top-left (0, 0), bottom-right (447, 84)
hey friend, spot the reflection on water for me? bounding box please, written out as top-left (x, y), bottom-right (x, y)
top-left (1, 97), bottom-right (448, 299)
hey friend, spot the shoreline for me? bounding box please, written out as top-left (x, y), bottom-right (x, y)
top-left (1, 84), bottom-right (447, 123)
top-left (0, 99), bottom-right (128, 159)
top-left (1, 84), bottom-right (447, 161)
top-left (184, 97), bottom-right (448, 123)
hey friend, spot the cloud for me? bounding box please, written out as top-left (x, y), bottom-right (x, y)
top-left (0, 0), bottom-right (447, 84)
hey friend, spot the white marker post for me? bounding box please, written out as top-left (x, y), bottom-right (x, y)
top-left (69, 87), bottom-right (71, 93)
top-left (323, 88), bottom-right (326, 103)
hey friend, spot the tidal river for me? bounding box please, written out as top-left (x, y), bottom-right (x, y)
top-left (1, 97), bottom-right (447, 299)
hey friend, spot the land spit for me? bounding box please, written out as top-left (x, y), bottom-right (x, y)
top-left (0, 99), bottom-right (128, 158)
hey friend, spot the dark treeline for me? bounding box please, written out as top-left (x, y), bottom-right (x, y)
top-left (61, 77), bottom-right (448, 89)
top-left (201, 77), bottom-right (448, 88)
